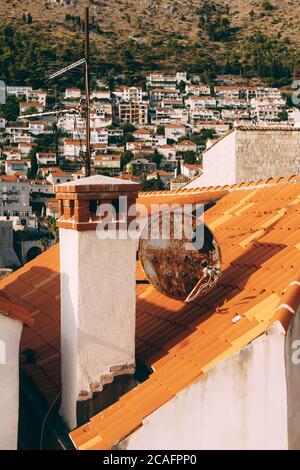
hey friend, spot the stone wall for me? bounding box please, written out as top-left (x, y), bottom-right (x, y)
top-left (236, 129), bottom-right (300, 183)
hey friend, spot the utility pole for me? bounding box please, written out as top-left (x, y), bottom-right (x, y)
top-left (84, 5), bottom-right (91, 177)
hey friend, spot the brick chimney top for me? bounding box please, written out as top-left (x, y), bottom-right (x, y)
top-left (55, 175), bottom-right (139, 193)
top-left (55, 175), bottom-right (140, 232)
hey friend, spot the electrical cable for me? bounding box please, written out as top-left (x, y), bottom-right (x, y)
top-left (39, 391), bottom-right (61, 450)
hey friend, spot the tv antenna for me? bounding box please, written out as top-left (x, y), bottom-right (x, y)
top-left (19, 5), bottom-right (92, 176)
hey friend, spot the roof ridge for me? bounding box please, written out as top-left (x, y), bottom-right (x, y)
top-left (138, 175), bottom-right (300, 198)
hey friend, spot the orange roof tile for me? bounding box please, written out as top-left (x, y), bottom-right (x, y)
top-left (0, 176), bottom-right (300, 447)
top-left (71, 176), bottom-right (300, 449)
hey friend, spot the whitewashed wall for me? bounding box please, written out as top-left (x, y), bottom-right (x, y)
top-left (185, 131), bottom-right (236, 189)
top-left (121, 322), bottom-right (288, 450)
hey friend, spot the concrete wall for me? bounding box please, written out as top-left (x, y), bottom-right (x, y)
top-left (285, 307), bottom-right (300, 450)
top-left (121, 322), bottom-right (288, 450)
top-left (59, 228), bottom-right (137, 430)
top-left (0, 314), bottom-right (23, 450)
top-left (185, 129), bottom-right (300, 190)
top-left (235, 129), bottom-right (300, 183)
top-left (185, 131), bottom-right (236, 189)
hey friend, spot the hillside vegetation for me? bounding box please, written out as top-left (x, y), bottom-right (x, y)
top-left (0, 0), bottom-right (299, 88)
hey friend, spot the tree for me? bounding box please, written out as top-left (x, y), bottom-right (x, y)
top-left (121, 150), bottom-right (134, 170)
top-left (156, 126), bottom-right (165, 136)
top-left (27, 13), bottom-right (33, 24)
top-left (176, 158), bottom-right (181, 176)
top-left (28, 150), bottom-right (38, 179)
top-left (23, 106), bottom-right (38, 116)
top-left (277, 110), bottom-right (288, 121)
top-left (151, 151), bottom-right (163, 169)
top-left (178, 80), bottom-right (186, 94)
top-left (262, 1), bottom-right (275, 11)
top-left (121, 123), bottom-right (136, 134)
top-left (141, 176), bottom-right (164, 191)
top-left (124, 133), bottom-right (135, 144)
top-left (182, 151), bottom-right (197, 164)
top-left (0, 95), bottom-right (19, 122)
top-left (45, 216), bottom-right (59, 242)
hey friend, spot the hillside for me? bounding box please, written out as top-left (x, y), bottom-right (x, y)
top-left (0, 0), bottom-right (300, 88)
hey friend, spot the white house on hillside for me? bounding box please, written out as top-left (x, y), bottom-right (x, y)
top-left (185, 127), bottom-right (300, 189)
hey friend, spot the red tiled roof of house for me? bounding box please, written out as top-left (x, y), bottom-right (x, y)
top-left (1, 176), bottom-right (300, 447)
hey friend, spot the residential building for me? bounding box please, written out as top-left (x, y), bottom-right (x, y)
top-left (150, 89), bottom-right (180, 102)
top-left (185, 96), bottom-right (217, 110)
top-left (165, 123), bottom-right (187, 142)
top-left (18, 142), bottom-right (35, 156)
top-left (0, 176), bottom-right (32, 224)
top-left (214, 86), bottom-right (241, 99)
top-left (181, 162), bottom-right (202, 178)
top-left (63, 139), bottom-right (85, 161)
top-left (119, 101), bottom-right (149, 125)
top-left (0, 118), bottom-right (6, 129)
top-left (288, 108), bottom-right (300, 126)
top-left (250, 97), bottom-right (286, 122)
top-left (245, 86), bottom-right (283, 102)
top-left (93, 154), bottom-right (121, 171)
top-left (126, 141), bottom-right (155, 158)
top-left (157, 144), bottom-right (177, 159)
top-left (146, 73), bottom-right (179, 90)
top-left (170, 173), bottom-right (191, 190)
top-left (216, 98), bottom-right (248, 109)
top-left (36, 152), bottom-right (57, 166)
top-left (5, 159), bottom-right (30, 177)
top-left (25, 90), bottom-right (47, 106)
top-left (46, 169), bottom-right (73, 185)
top-left (127, 159), bottom-right (156, 177)
top-left (132, 128), bottom-right (153, 141)
top-left (176, 140), bottom-right (197, 153)
top-left (2, 147), bottom-right (21, 160)
top-left (122, 86), bottom-right (143, 102)
top-left (20, 101), bottom-right (44, 115)
top-left (222, 109), bottom-right (250, 122)
top-left (185, 83), bottom-right (211, 96)
top-left (29, 121), bottom-right (46, 135)
top-left (91, 90), bottom-right (111, 101)
top-left (6, 85), bottom-right (32, 97)
top-left (190, 109), bottom-right (221, 123)
top-left (147, 170), bottom-right (173, 188)
top-left (65, 88), bottom-right (81, 100)
top-left (192, 120), bottom-right (230, 135)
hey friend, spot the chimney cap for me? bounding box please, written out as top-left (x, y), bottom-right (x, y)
top-left (55, 175), bottom-right (140, 194)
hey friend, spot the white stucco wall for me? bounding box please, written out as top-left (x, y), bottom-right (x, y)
top-left (122, 322), bottom-right (288, 450)
top-left (185, 131), bottom-right (236, 189)
top-left (285, 307), bottom-right (300, 450)
top-left (59, 228), bottom-right (137, 430)
top-left (0, 314), bottom-right (23, 450)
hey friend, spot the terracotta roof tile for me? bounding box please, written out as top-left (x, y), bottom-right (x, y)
top-left (1, 176), bottom-right (300, 448)
top-left (70, 176), bottom-right (300, 449)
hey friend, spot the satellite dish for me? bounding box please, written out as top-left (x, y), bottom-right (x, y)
top-left (139, 211), bottom-right (222, 302)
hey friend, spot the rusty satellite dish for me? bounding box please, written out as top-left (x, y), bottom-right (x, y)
top-left (139, 211), bottom-right (222, 302)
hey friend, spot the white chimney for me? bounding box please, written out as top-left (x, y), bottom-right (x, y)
top-left (56, 175), bottom-right (140, 429)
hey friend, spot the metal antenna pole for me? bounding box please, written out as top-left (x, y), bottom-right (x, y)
top-left (84, 5), bottom-right (91, 177)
